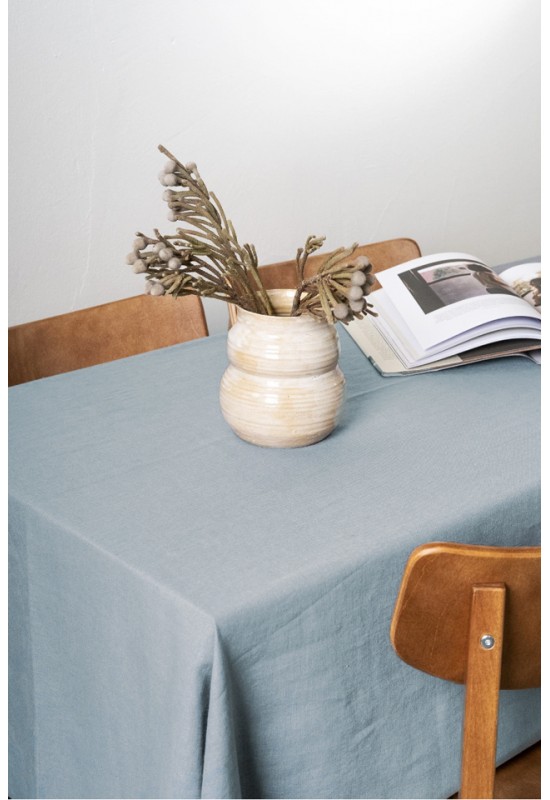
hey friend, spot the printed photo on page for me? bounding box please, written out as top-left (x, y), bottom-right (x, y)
top-left (375, 253), bottom-right (540, 353)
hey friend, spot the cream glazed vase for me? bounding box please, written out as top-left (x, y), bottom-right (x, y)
top-left (220, 289), bottom-right (345, 447)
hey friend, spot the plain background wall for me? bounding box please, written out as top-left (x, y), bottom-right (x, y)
top-left (9, 0), bottom-right (540, 335)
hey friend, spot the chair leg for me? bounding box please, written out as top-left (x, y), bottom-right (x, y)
top-left (459, 584), bottom-right (506, 800)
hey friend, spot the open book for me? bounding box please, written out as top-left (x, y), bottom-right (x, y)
top-left (345, 253), bottom-right (541, 376)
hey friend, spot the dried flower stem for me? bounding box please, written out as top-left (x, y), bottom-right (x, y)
top-left (127, 149), bottom-right (377, 324)
top-left (158, 145), bottom-right (274, 315)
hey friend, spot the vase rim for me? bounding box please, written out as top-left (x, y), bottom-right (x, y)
top-left (236, 288), bottom-right (325, 322)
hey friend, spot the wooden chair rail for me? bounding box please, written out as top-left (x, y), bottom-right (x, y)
top-left (450, 743), bottom-right (541, 800)
top-left (391, 542), bottom-right (541, 800)
top-left (228, 236), bottom-right (421, 326)
top-left (257, 236), bottom-right (421, 290)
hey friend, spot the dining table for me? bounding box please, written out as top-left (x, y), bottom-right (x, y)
top-left (8, 260), bottom-right (541, 799)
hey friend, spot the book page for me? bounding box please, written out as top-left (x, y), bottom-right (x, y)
top-left (345, 315), bottom-right (539, 375)
top-left (371, 292), bottom-right (539, 366)
top-left (376, 253), bottom-right (541, 352)
top-left (499, 262), bottom-right (541, 312)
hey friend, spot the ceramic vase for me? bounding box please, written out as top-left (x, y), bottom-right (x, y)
top-left (220, 289), bottom-right (345, 448)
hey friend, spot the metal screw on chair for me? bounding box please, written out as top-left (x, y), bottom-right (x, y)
top-left (480, 634), bottom-right (495, 650)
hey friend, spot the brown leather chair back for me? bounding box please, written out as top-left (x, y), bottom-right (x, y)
top-left (258, 236), bottom-right (421, 290)
top-left (8, 293), bottom-right (208, 386)
top-left (228, 237), bottom-right (421, 326)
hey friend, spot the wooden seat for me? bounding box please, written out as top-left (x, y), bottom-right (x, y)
top-left (228, 236), bottom-right (421, 325)
top-left (8, 294), bottom-right (208, 386)
top-left (391, 542), bottom-right (541, 799)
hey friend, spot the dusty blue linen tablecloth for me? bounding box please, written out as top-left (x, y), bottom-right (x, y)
top-left (9, 314), bottom-right (540, 798)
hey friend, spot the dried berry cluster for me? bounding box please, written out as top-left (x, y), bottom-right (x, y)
top-left (126, 146), bottom-right (376, 325)
top-left (126, 147), bottom-right (273, 314)
top-left (290, 238), bottom-right (376, 323)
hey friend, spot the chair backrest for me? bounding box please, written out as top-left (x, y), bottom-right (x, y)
top-left (391, 542), bottom-right (540, 799)
top-left (227, 237), bottom-right (421, 326)
top-left (258, 236), bottom-right (421, 290)
top-left (391, 542), bottom-right (540, 689)
top-left (8, 293), bottom-right (208, 386)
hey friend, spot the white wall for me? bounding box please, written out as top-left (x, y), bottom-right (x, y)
top-left (9, 0), bottom-right (540, 334)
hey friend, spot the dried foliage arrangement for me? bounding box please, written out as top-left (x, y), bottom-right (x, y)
top-left (126, 146), bottom-right (377, 324)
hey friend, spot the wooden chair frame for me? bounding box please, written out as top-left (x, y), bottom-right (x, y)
top-left (391, 542), bottom-right (540, 799)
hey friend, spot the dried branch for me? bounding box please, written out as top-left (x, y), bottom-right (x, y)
top-left (125, 148), bottom-right (377, 324)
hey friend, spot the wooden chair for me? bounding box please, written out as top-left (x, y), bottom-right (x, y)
top-left (8, 294), bottom-right (208, 386)
top-left (258, 236), bottom-right (421, 290)
top-left (390, 542), bottom-right (541, 799)
top-left (228, 237), bottom-right (421, 325)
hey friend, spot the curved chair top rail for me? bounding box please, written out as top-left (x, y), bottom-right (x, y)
top-left (228, 237), bottom-right (421, 327)
top-left (257, 236), bottom-right (421, 290)
top-left (390, 542), bottom-right (541, 690)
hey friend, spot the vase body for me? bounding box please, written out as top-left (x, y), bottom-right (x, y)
top-left (220, 289), bottom-right (345, 448)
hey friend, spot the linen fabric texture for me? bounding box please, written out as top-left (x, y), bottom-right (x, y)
top-left (9, 318), bottom-right (540, 798)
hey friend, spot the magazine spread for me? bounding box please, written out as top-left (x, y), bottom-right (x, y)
top-left (345, 253), bottom-right (541, 375)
